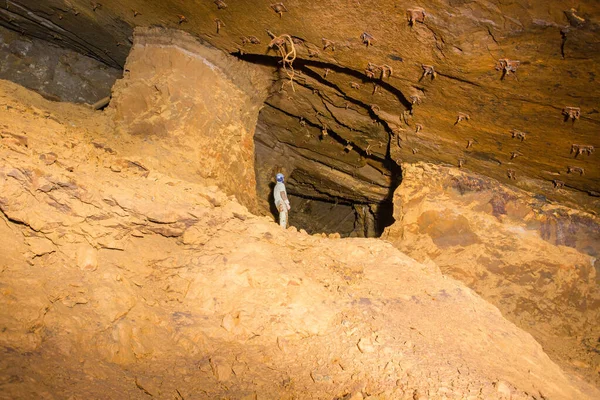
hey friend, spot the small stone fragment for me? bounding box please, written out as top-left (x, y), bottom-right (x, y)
top-left (221, 314), bottom-right (236, 332)
top-left (39, 152), bottom-right (58, 165)
top-left (357, 337), bottom-right (375, 353)
top-left (277, 336), bottom-right (288, 352)
top-left (130, 229), bottom-right (144, 238)
top-left (233, 212), bottom-right (247, 221)
top-left (347, 392), bottom-right (364, 400)
top-left (1, 131), bottom-right (28, 147)
top-left (76, 244), bottom-right (98, 271)
top-left (37, 183), bottom-right (54, 193)
top-left (495, 380), bottom-right (512, 398)
top-left (310, 370), bottom-right (331, 383)
top-left (27, 237), bottom-right (55, 256)
top-left (209, 357), bottom-right (232, 381)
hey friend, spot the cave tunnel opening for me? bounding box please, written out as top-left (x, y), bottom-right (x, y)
top-left (254, 114), bottom-right (403, 238)
top-left (0, 15), bottom-right (406, 239)
top-left (242, 55), bottom-right (405, 238)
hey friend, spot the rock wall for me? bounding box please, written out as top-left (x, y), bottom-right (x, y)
top-left (383, 162), bottom-right (600, 385)
top-left (1, 0), bottom-right (599, 212)
top-left (254, 101), bottom-right (400, 236)
top-left (0, 25), bottom-right (120, 103)
top-left (254, 86), bottom-right (397, 207)
top-left (107, 27), bottom-right (271, 211)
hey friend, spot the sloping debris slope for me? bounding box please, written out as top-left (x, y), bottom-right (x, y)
top-left (1, 80), bottom-right (600, 399)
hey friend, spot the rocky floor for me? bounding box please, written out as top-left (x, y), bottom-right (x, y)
top-left (1, 80), bottom-right (600, 399)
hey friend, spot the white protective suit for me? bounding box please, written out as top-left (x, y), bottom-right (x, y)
top-left (274, 181), bottom-right (290, 228)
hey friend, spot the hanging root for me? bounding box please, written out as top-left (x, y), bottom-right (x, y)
top-left (268, 34), bottom-right (297, 92)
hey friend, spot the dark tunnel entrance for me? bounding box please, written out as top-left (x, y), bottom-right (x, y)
top-left (285, 194), bottom-right (397, 237)
top-left (238, 51), bottom-right (408, 238)
top-left (255, 115), bottom-right (402, 238)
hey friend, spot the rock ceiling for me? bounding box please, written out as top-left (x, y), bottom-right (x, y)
top-left (1, 0), bottom-right (599, 212)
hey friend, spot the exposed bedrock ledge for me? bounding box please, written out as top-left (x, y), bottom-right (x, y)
top-left (383, 162), bottom-right (600, 386)
top-left (106, 27), bottom-right (271, 211)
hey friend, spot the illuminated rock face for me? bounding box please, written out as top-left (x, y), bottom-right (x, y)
top-left (1, 1), bottom-right (598, 214)
top-left (107, 28), bottom-right (270, 211)
top-left (0, 1), bottom-right (600, 397)
top-left (383, 162), bottom-right (600, 385)
top-left (1, 79), bottom-right (600, 400)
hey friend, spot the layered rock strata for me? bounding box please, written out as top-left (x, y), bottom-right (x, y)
top-left (0, 25), bottom-right (120, 103)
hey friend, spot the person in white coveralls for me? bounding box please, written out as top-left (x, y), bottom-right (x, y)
top-left (273, 173), bottom-right (291, 228)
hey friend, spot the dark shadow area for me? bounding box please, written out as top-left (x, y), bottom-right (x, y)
top-left (267, 181), bottom-right (279, 222)
top-left (374, 138), bottom-right (403, 236)
top-left (287, 194), bottom-right (356, 236)
top-left (247, 51), bottom-right (404, 238)
top-left (258, 155), bottom-right (402, 238)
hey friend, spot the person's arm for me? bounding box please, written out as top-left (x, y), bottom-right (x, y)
top-left (280, 191), bottom-right (291, 210)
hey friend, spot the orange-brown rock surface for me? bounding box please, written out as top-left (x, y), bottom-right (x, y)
top-left (2, 77), bottom-right (600, 398)
top-left (1, 5), bottom-right (600, 397)
top-left (383, 162), bottom-right (600, 387)
top-left (2, 0), bottom-right (598, 214)
top-left (107, 27), bottom-right (270, 211)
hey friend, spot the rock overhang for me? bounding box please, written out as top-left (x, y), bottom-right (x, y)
top-left (0, 0), bottom-right (598, 214)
